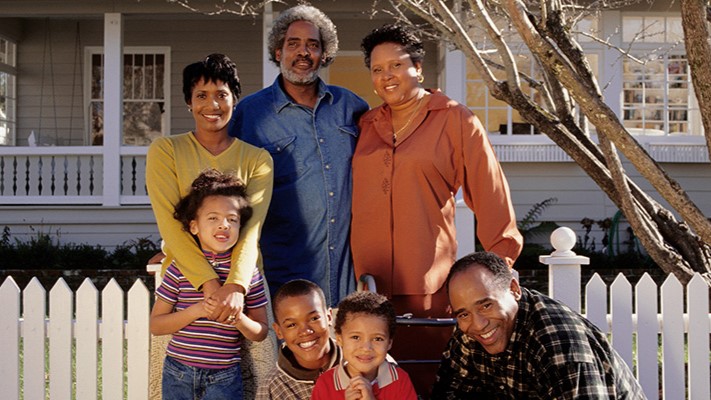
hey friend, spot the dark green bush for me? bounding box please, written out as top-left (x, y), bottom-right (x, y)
top-left (0, 226), bottom-right (159, 270)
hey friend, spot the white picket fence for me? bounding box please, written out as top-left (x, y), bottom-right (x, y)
top-left (0, 227), bottom-right (710, 399)
top-left (0, 278), bottom-right (150, 400)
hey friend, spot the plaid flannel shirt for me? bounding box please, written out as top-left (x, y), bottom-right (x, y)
top-left (432, 288), bottom-right (646, 399)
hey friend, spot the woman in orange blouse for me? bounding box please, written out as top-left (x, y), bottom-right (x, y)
top-left (351, 24), bottom-right (523, 395)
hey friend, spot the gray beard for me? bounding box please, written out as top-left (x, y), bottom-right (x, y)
top-left (280, 62), bottom-right (320, 85)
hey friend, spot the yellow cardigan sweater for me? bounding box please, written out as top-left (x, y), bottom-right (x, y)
top-left (146, 132), bottom-right (273, 290)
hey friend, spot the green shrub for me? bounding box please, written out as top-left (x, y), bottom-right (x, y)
top-left (0, 226), bottom-right (159, 270)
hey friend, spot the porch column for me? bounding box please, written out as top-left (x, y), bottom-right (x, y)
top-left (262, 4), bottom-right (279, 88)
top-left (103, 13), bottom-right (123, 206)
top-left (600, 10), bottom-right (622, 119)
top-left (443, 48), bottom-right (466, 105)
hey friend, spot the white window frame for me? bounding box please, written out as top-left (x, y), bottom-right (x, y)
top-left (83, 46), bottom-right (171, 146)
top-left (0, 35), bottom-right (17, 146)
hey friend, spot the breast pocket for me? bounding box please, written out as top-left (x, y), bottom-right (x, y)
top-left (337, 124), bottom-right (359, 153)
top-left (263, 136), bottom-right (300, 185)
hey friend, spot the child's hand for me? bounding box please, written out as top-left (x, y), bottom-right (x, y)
top-left (188, 300), bottom-right (213, 319)
top-left (206, 283), bottom-right (245, 323)
top-left (345, 375), bottom-right (375, 400)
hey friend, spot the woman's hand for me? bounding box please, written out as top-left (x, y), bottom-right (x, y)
top-left (205, 282), bottom-right (245, 323)
top-left (345, 375), bottom-right (375, 400)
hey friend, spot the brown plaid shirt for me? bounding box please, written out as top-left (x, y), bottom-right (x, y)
top-left (432, 288), bottom-right (646, 399)
top-left (256, 338), bottom-right (341, 400)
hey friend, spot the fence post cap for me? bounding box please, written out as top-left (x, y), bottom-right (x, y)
top-left (550, 227), bottom-right (576, 256)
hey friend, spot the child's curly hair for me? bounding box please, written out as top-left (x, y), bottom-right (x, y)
top-left (335, 291), bottom-right (397, 338)
top-left (173, 169), bottom-right (252, 232)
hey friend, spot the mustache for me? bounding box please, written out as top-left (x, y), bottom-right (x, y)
top-left (292, 56), bottom-right (314, 67)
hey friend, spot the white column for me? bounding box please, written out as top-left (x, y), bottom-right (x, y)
top-left (539, 227), bottom-right (590, 313)
top-left (600, 10), bottom-right (623, 119)
top-left (103, 13), bottom-right (123, 206)
top-left (262, 4), bottom-right (279, 88)
top-left (444, 47), bottom-right (466, 105)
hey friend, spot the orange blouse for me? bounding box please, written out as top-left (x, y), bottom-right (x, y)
top-left (351, 90), bottom-right (522, 297)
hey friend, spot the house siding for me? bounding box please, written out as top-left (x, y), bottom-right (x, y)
top-left (503, 161), bottom-right (711, 245)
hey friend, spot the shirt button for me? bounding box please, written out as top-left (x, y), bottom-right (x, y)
top-left (329, 245), bottom-right (335, 250)
top-left (330, 218), bottom-right (335, 223)
top-left (276, 146), bottom-right (281, 151)
top-left (319, 138), bottom-right (324, 143)
top-left (329, 192), bottom-right (334, 197)
top-left (325, 164), bottom-right (331, 169)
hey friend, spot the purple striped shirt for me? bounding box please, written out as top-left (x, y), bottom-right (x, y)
top-left (156, 250), bottom-right (267, 369)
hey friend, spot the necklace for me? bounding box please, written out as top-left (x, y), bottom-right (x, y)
top-left (392, 95), bottom-right (425, 144)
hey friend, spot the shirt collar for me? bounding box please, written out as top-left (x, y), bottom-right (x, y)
top-left (333, 359), bottom-right (400, 390)
top-left (360, 88), bottom-right (449, 124)
top-left (509, 287), bottom-right (532, 346)
top-left (270, 75), bottom-right (334, 113)
top-left (277, 337), bottom-right (341, 382)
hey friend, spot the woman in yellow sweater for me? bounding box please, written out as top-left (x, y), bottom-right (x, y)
top-left (146, 53), bottom-right (273, 322)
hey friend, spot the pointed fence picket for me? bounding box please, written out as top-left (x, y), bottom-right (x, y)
top-left (0, 277), bottom-right (20, 399)
top-left (76, 279), bottom-right (99, 400)
top-left (687, 274), bottom-right (711, 400)
top-left (636, 273), bottom-right (660, 398)
top-left (49, 279), bottom-right (73, 399)
top-left (0, 226), bottom-right (709, 399)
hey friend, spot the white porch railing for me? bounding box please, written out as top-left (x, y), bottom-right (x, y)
top-left (0, 146), bottom-right (149, 205)
top-left (0, 227), bottom-right (709, 399)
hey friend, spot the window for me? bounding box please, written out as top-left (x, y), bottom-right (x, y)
top-left (465, 53), bottom-right (598, 135)
top-left (622, 16), bottom-right (683, 43)
top-left (621, 16), bottom-right (700, 136)
top-left (86, 47), bottom-right (169, 146)
top-left (0, 36), bottom-right (17, 146)
top-left (622, 55), bottom-right (700, 135)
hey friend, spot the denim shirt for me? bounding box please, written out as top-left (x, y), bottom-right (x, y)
top-left (229, 76), bottom-right (369, 306)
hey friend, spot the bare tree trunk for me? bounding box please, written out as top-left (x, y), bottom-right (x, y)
top-left (681, 0), bottom-right (711, 156)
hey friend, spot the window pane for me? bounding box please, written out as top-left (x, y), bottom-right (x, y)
top-left (145, 54), bottom-right (155, 99)
top-left (155, 54), bottom-right (165, 98)
top-left (123, 101), bottom-right (164, 145)
top-left (123, 54), bottom-right (133, 98)
top-left (623, 17), bottom-right (643, 42)
top-left (0, 73), bottom-right (6, 114)
top-left (90, 101), bottom-right (104, 145)
top-left (0, 120), bottom-right (10, 145)
top-left (0, 38), bottom-right (6, 64)
top-left (667, 17), bottom-right (683, 43)
top-left (644, 17), bottom-right (665, 42)
top-left (466, 82), bottom-right (488, 108)
top-left (133, 54), bottom-right (144, 99)
top-left (92, 54), bottom-right (103, 99)
top-left (89, 49), bottom-right (169, 145)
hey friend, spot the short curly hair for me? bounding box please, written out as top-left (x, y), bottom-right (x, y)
top-left (268, 4), bottom-right (339, 68)
top-left (173, 169), bottom-right (252, 233)
top-left (182, 53), bottom-right (241, 104)
top-left (361, 23), bottom-right (425, 69)
top-left (335, 291), bottom-right (397, 338)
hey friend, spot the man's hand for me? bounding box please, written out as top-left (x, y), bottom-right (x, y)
top-left (206, 283), bottom-right (245, 323)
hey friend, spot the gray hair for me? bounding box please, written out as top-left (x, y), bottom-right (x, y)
top-left (268, 4), bottom-right (339, 68)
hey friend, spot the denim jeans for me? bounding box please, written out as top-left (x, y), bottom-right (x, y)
top-left (162, 356), bottom-right (243, 400)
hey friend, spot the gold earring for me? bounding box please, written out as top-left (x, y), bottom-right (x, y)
top-left (417, 74), bottom-right (424, 84)
top-left (373, 89), bottom-right (378, 95)
top-left (187, 106), bottom-right (192, 112)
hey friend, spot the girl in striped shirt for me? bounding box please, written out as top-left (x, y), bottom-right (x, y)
top-left (150, 169), bottom-right (268, 400)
